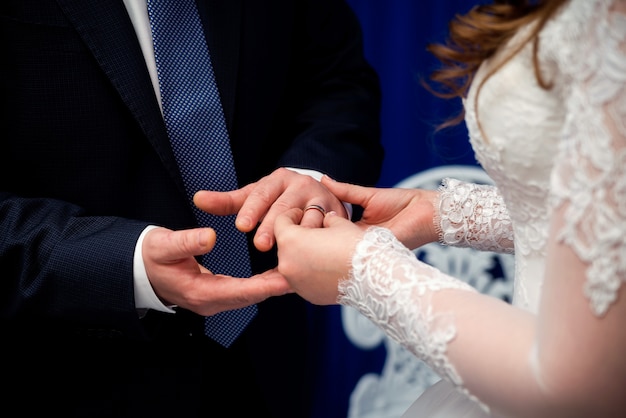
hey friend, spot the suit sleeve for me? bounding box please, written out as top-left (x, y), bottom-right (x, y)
top-left (276, 0), bottom-right (383, 185)
top-left (0, 192), bottom-right (150, 335)
top-left (229, 0), bottom-right (384, 188)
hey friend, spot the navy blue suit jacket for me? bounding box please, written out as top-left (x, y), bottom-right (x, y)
top-left (0, 0), bottom-right (382, 416)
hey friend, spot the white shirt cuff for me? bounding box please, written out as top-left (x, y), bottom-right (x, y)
top-left (284, 167), bottom-right (353, 218)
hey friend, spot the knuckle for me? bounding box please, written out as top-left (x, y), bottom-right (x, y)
top-left (249, 186), bottom-right (273, 206)
top-left (177, 230), bottom-right (195, 253)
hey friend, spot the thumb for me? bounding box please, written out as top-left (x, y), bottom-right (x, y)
top-left (147, 227), bottom-right (217, 262)
top-left (175, 227), bottom-right (217, 258)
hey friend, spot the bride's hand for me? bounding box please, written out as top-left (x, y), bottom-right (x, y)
top-left (274, 208), bottom-right (364, 305)
top-left (321, 176), bottom-right (439, 250)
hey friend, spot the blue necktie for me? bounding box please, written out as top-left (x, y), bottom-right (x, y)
top-left (147, 0), bottom-right (257, 347)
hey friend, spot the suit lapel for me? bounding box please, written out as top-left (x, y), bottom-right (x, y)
top-left (55, 0), bottom-right (185, 193)
top-left (55, 0), bottom-right (245, 193)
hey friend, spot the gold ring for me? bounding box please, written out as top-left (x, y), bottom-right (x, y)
top-left (304, 204), bottom-right (326, 216)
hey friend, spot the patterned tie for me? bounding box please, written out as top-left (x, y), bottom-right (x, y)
top-left (147, 0), bottom-right (257, 347)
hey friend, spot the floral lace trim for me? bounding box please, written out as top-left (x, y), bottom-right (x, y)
top-left (547, 0), bottom-right (626, 316)
top-left (435, 178), bottom-right (515, 255)
top-left (338, 227), bottom-right (488, 412)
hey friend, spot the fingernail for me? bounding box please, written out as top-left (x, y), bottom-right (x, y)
top-left (259, 232), bottom-right (272, 247)
top-left (198, 229), bottom-right (210, 245)
top-left (326, 211), bottom-right (337, 217)
top-left (236, 216), bottom-right (252, 230)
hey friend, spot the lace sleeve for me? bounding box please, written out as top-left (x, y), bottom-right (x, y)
top-left (338, 227), bottom-right (488, 411)
top-left (435, 178), bottom-right (515, 254)
top-left (548, 0), bottom-right (626, 317)
top-left (338, 2), bottom-right (626, 416)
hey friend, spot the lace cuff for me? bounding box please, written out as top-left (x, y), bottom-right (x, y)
top-left (338, 227), bottom-right (487, 410)
top-left (435, 178), bottom-right (515, 254)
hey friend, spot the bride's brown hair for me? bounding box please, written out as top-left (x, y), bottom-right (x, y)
top-left (426, 0), bottom-right (568, 128)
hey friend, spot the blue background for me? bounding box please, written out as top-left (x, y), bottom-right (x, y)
top-left (349, 0), bottom-right (477, 187)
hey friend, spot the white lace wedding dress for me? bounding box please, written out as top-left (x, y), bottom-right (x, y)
top-left (337, 0), bottom-right (626, 416)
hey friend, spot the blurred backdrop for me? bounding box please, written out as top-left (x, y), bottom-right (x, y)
top-left (306, 1), bottom-right (515, 417)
